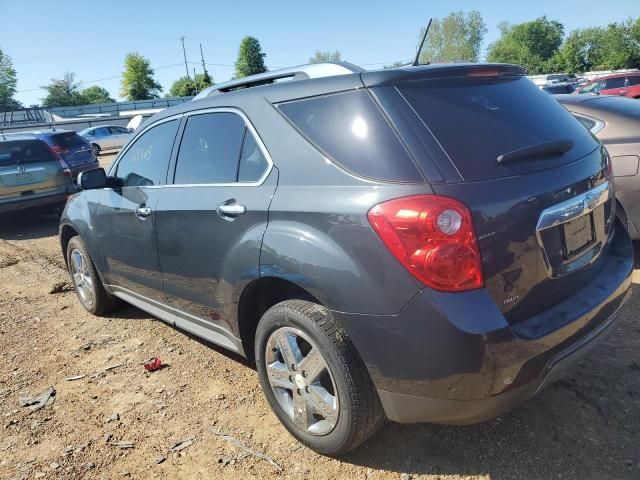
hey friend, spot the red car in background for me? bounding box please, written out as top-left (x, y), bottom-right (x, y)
top-left (574, 72), bottom-right (640, 98)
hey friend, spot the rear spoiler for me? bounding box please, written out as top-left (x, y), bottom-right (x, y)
top-left (362, 63), bottom-right (527, 87)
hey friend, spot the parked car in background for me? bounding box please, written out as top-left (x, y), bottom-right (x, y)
top-left (0, 134), bottom-right (77, 214)
top-left (542, 82), bottom-right (575, 94)
top-left (24, 130), bottom-right (98, 178)
top-left (60, 62), bottom-right (632, 456)
top-left (574, 72), bottom-right (640, 98)
top-left (557, 93), bottom-right (640, 238)
top-left (79, 125), bottom-right (133, 156)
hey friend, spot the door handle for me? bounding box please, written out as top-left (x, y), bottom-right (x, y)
top-left (217, 201), bottom-right (246, 219)
top-left (135, 206), bottom-right (152, 219)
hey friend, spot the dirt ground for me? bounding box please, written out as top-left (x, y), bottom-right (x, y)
top-left (1, 162), bottom-right (639, 479)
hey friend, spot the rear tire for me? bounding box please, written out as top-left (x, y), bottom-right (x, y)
top-left (66, 236), bottom-right (120, 315)
top-left (91, 143), bottom-right (101, 156)
top-left (255, 300), bottom-right (385, 456)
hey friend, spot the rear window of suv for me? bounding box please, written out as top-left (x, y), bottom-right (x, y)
top-left (0, 140), bottom-right (57, 167)
top-left (277, 90), bottom-right (420, 182)
top-left (50, 132), bottom-right (87, 148)
top-left (397, 76), bottom-right (598, 181)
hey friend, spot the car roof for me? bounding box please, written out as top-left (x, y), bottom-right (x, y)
top-left (587, 72), bottom-right (640, 81)
top-left (141, 62), bottom-right (526, 130)
top-left (84, 125), bottom-right (124, 130)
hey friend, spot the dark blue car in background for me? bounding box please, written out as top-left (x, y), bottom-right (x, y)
top-left (29, 129), bottom-right (98, 177)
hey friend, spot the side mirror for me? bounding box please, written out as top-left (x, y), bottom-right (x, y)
top-left (77, 168), bottom-right (107, 190)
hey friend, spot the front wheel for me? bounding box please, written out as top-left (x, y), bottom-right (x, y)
top-left (66, 236), bottom-right (120, 315)
top-left (255, 300), bottom-right (385, 456)
top-left (91, 143), bottom-right (101, 156)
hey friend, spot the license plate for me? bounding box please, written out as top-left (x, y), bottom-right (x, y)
top-left (14, 172), bottom-right (34, 185)
top-left (563, 214), bottom-right (594, 257)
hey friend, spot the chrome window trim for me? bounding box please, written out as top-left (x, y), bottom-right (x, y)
top-left (166, 107), bottom-right (274, 188)
top-left (107, 114), bottom-right (184, 178)
top-left (570, 111), bottom-right (605, 136)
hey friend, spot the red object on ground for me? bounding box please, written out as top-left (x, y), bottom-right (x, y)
top-left (144, 358), bottom-right (163, 372)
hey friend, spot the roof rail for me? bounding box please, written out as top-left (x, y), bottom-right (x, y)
top-left (192, 62), bottom-right (364, 100)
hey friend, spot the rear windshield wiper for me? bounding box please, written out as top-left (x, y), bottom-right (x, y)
top-left (497, 139), bottom-right (574, 165)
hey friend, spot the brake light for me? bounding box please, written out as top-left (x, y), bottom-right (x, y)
top-left (47, 145), bottom-right (72, 178)
top-left (368, 195), bottom-right (483, 292)
top-left (467, 68), bottom-right (502, 78)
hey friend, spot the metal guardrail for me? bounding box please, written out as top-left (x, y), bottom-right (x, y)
top-left (1, 96), bottom-right (193, 127)
top-left (48, 96), bottom-right (193, 119)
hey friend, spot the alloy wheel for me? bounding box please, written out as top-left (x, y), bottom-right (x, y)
top-left (70, 248), bottom-right (95, 307)
top-left (265, 327), bottom-right (339, 435)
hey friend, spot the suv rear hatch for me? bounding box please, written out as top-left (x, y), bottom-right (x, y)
top-left (363, 65), bottom-right (614, 328)
top-left (0, 139), bottom-right (70, 198)
top-left (48, 132), bottom-right (94, 168)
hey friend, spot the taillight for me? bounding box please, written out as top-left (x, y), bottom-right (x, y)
top-left (47, 145), bottom-right (72, 178)
top-left (368, 195), bottom-right (483, 292)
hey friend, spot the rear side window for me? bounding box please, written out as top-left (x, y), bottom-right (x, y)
top-left (238, 131), bottom-right (269, 182)
top-left (0, 140), bottom-right (57, 167)
top-left (115, 119), bottom-right (179, 187)
top-left (398, 76), bottom-right (597, 181)
top-left (603, 77), bottom-right (625, 89)
top-left (50, 132), bottom-right (86, 148)
top-left (174, 113), bottom-right (245, 184)
top-left (627, 76), bottom-right (640, 86)
top-left (573, 114), bottom-right (597, 131)
top-left (277, 90), bottom-right (420, 182)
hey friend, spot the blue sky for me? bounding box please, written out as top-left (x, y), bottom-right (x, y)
top-left (1, 0), bottom-right (638, 105)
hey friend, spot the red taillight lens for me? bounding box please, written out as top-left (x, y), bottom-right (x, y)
top-left (367, 195), bottom-right (483, 292)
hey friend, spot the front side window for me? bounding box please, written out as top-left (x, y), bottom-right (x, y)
top-left (109, 126), bottom-right (129, 134)
top-left (115, 119), bottom-right (179, 187)
top-left (581, 81), bottom-right (601, 93)
top-left (174, 112), bottom-right (245, 184)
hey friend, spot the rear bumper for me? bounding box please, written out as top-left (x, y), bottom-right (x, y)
top-left (0, 187), bottom-right (75, 214)
top-left (376, 291), bottom-right (628, 424)
top-left (332, 222), bottom-right (633, 424)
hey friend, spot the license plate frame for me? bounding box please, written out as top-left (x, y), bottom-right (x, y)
top-left (563, 213), bottom-right (595, 258)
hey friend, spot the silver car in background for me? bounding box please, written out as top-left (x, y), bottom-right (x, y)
top-left (79, 125), bottom-right (133, 156)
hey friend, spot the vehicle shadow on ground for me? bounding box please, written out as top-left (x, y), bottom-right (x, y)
top-left (0, 211), bottom-right (60, 240)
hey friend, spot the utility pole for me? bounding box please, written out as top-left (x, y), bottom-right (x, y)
top-left (181, 36), bottom-right (190, 80)
top-left (193, 68), bottom-right (199, 95)
top-left (200, 43), bottom-right (207, 73)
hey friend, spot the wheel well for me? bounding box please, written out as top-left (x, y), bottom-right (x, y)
top-left (238, 277), bottom-right (320, 363)
top-left (60, 225), bottom-right (78, 266)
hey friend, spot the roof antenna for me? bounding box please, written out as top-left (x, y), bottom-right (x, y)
top-left (413, 18), bottom-right (433, 66)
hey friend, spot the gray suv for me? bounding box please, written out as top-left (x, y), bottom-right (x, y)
top-left (60, 62), bottom-right (633, 455)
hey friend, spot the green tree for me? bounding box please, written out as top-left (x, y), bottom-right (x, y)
top-left (81, 85), bottom-right (115, 104)
top-left (418, 11), bottom-right (487, 63)
top-left (487, 16), bottom-right (565, 73)
top-left (41, 72), bottom-right (86, 107)
top-left (234, 36), bottom-right (267, 78)
top-left (309, 50), bottom-right (342, 64)
top-left (121, 53), bottom-right (162, 100)
top-left (0, 48), bottom-right (18, 110)
top-left (595, 19), bottom-right (640, 70)
top-left (169, 73), bottom-right (213, 97)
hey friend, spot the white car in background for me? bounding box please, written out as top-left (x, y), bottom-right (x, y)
top-left (79, 125), bottom-right (133, 156)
